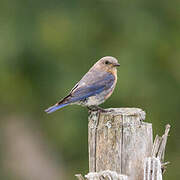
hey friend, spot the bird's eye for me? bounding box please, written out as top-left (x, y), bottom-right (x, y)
top-left (105, 61), bottom-right (110, 65)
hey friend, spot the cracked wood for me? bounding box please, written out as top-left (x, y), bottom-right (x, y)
top-left (88, 108), bottom-right (153, 180)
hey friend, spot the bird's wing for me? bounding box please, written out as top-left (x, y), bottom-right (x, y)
top-left (64, 71), bottom-right (115, 103)
top-left (45, 71), bottom-right (115, 113)
top-left (69, 82), bottom-right (79, 94)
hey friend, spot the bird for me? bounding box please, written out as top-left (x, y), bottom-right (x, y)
top-left (45, 56), bottom-right (120, 114)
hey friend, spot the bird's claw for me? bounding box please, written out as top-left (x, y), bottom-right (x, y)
top-left (87, 106), bottom-right (108, 113)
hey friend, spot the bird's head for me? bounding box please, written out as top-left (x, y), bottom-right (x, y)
top-left (94, 56), bottom-right (120, 74)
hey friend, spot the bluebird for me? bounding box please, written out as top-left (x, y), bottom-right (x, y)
top-left (45, 56), bottom-right (120, 113)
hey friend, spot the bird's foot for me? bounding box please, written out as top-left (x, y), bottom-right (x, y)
top-left (87, 106), bottom-right (108, 113)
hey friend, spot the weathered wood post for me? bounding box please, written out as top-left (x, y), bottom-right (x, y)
top-left (75, 108), bottom-right (170, 180)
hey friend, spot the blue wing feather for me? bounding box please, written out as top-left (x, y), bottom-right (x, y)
top-left (45, 103), bottom-right (69, 114)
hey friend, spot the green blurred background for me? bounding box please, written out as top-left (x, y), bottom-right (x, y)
top-left (0, 0), bottom-right (180, 179)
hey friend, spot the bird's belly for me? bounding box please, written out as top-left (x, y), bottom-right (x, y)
top-left (74, 95), bottom-right (103, 107)
top-left (85, 95), bottom-right (104, 106)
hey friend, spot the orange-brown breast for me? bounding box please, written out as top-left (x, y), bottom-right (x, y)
top-left (105, 68), bottom-right (117, 99)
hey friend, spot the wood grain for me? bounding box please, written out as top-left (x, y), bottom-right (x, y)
top-left (88, 108), bottom-right (152, 180)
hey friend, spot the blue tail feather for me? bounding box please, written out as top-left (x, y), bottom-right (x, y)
top-left (45, 103), bottom-right (69, 114)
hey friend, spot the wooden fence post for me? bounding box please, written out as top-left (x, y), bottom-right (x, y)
top-left (75, 108), bottom-right (170, 180)
top-left (143, 124), bottom-right (170, 180)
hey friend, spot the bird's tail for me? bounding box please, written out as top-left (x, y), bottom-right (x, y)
top-left (45, 103), bottom-right (69, 114)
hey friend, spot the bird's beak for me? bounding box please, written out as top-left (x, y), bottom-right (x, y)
top-left (113, 62), bottom-right (120, 67)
